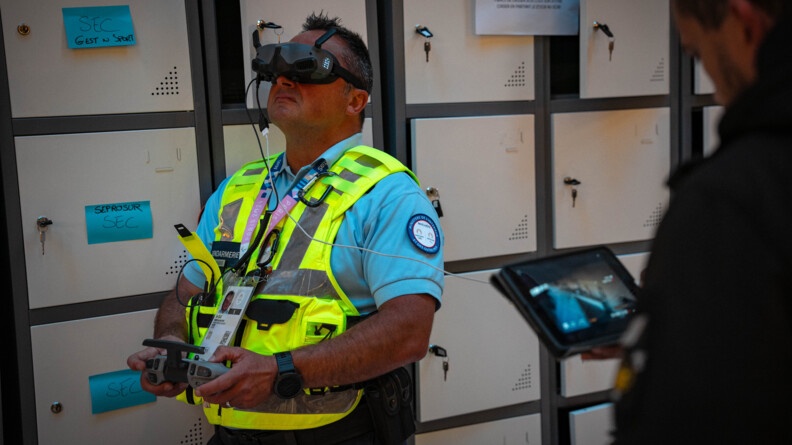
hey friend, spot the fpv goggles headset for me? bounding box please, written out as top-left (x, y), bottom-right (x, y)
top-left (251, 28), bottom-right (368, 92)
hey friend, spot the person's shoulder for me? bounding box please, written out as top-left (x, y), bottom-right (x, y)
top-left (369, 171), bottom-right (421, 195)
top-left (679, 132), bottom-right (792, 199)
top-left (706, 133), bottom-right (792, 178)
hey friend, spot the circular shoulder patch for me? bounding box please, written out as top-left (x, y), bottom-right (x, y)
top-left (407, 214), bottom-right (440, 254)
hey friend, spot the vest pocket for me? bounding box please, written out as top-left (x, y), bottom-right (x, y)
top-left (300, 298), bottom-right (346, 346)
top-left (237, 296), bottom-right (347, 355)
top-left (246, 299), bottom-right (300, 330)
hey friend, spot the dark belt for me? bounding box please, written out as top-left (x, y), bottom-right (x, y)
top-left (214, 398), bottom-right (374, 445)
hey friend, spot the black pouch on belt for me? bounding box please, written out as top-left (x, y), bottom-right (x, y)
top-left (364, 367), bottom-right (416, 445)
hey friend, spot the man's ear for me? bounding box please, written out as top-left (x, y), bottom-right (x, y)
top-left (729, 0), bottom-right (775, 46)
top-left (346, 88), bottom-right (369, 117)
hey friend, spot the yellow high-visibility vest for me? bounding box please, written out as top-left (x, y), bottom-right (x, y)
top-left (179, 146), bottom-right (417, 430)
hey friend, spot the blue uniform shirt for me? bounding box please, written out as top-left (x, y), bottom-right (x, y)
top-left (184, 134), bottom-right (444, 314)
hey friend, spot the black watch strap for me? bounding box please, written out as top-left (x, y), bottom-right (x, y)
top-left (275, 351), bottom-right (296, 373)
top-left (274, 351), bottom-right (303, 399)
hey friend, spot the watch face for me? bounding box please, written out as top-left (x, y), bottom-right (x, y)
top-left (276, 373), bottom-right (303, 399)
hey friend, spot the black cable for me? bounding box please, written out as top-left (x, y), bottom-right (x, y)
top-left (175, 258), bottom-right (219, 308)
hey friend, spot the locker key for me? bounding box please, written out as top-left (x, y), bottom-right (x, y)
top-left (429, 344), bottom-right (449, 381)
top-left (563, 178), bottom-right (581, 209)
top-left (609, 39), bottom-right (615, 61)
top-left (415, 25), bottom-right (434, 63)
top-left (426, 187), bottom-right (443, 217)
top-left (36, 216), bottom-right (53, 255)
top-left (593, 21), bottom-right (615, 62)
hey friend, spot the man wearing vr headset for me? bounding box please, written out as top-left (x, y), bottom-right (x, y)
top-left (128, 12), bottom-right (443, 445)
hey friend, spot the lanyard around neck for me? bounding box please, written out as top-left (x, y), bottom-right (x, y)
top-left (239, 154), bottom-right (330, 257)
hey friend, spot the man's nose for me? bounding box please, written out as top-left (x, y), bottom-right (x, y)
top-left (273, 76), bottom-right (296, 88)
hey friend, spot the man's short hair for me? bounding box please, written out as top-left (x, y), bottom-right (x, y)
top-left (303, 12), bottom-right (374, 95)
top-left (672, 0), bottom-right (787, 29)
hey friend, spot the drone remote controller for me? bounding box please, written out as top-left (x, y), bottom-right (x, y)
top-left (143, 339), bottom-right (228, 388)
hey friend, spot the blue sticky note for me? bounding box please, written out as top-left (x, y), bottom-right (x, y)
top-left (63, 5), bottom-right (136, 49)
top-left (85, 201), bottom-right (153, 245)
top-left (89, 369), bottom-right (155, 414)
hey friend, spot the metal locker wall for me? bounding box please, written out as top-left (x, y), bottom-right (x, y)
top-left (703, 106), bottom-right (724, 157)
top-left (239, 0), bottom-right (369, 110)
top-left (222, 119), bottom-right (374, 178)
top-left (403, 0), bottom-right (535, 104)
top-left (569, 403), bottom-right (615, 445)
top-left (560, 354), bottom-right (620, 398)
top-left (417, 270), bottom-right (541, 423)
top-left (694, 60), bottom-right (716, 95)
top-left (15, 128), bottom-right (201, 308)
top-left (579, 0), bottom-right (669, 98)
top-left (0, 0), bottom-right (194, 117)
top-left (552, 108), bottom-right (671, 249)
top-left (416, 414), bottom-right (542, 445)
top-left (31, 310), bottom-right (214, 444)
top-left (412, 115), bottom-right (537, 262)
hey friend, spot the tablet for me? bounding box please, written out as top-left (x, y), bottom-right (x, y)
top-left (491, 247), bottom-right (639, 358)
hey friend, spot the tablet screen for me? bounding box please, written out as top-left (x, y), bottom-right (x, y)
top-left (499, 247), bottom-right (639, 352)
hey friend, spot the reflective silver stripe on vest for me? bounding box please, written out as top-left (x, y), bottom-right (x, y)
top-left (219, 198), bottom-right (243, 239)
top-left (243, 167), bottom-right (265, 176)
top-left (260, 169), bottom-right (362, 298)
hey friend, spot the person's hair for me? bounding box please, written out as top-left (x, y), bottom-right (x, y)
top-left (672, 0), bottom-right (786, 29)
top-left (303, 12), bottom-right (373, 96)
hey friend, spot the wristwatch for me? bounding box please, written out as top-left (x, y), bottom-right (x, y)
top-left (273, 351), bottom-right (303, 399)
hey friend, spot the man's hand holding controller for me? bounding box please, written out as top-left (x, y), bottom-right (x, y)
top-left (142, 338), bottom-right (229, 388)
top-left (127, 337), bottom-right (228, 397)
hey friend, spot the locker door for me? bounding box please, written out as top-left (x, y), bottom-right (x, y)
top-left (0, 0), bottom-right (194, 117)
top-left (560, 354), bottom-right (620, 398)
top-left (15, 128), bottom-right (201, 308)
top-left (703, 106), bottom-right (725, 157)
top-left (569, 403), bottom-right (615, 445)
top-left (412, 115), bottom-right (537, 262)
top-left (580, 0), bottom-right (669, 98)
top-left (31, 310), bottom-right (214, 444)
top-left (552, 108), bottom-right (670, 249)
top-left (404, 0), bottom-right (534, 104)
top-left (417, 271), bottom-right (541, 422)
top-left (239, 0), bottom-right (369, 110)
top-left (416, 414), bottom-right (542, 445)
top-left (695, 60), bottom-right (716, 95)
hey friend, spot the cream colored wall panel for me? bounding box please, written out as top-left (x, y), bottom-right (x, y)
top-left (240, 0), bottom-right (368, 109)
top-left (580, 0), bottom-right (669, 98)
top-left (16, 128), bottom-right (201, 308)
top-left (703, 106), bottom-right (725, 157)
top-left (412, 115), bottom-right (537, 262)
top-left (0, 0), bottom-right (193, 117)
top-left (223, 119), bottom-right (373, 178)
top-left (416, 414), bottom-right (542, 445)
top-left (552, 108), bottom-right (671, 249)
top-left (618, 252), bottom-right (649, 284)
top-left (570, 403), bottom-right (615, 445)
top-left (31, 310), bottom-right (213, 444)
top-left (404, 0), bottom-right (534, 104)
top-left (694, 59), bottom-right (716, 95)
top-left (560, 354), bottom-right (620, 398)
top-left (418, 271), bottom-right (541, 422)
